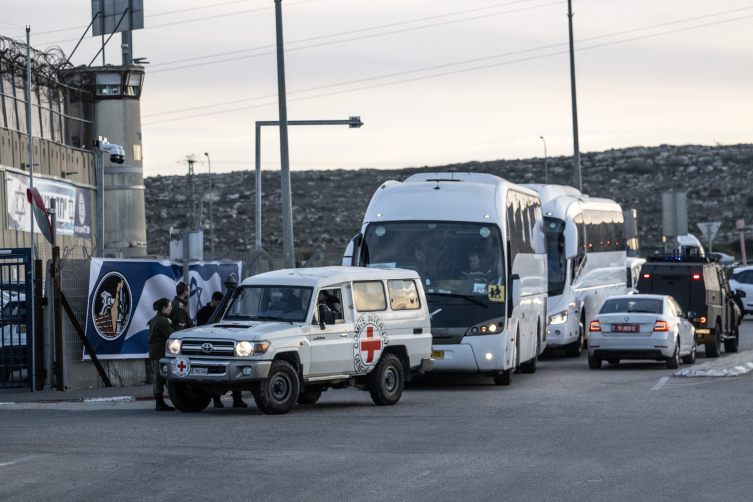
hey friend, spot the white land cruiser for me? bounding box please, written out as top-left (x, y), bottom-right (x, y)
top-left (159, 267), bottom-right (434, 414)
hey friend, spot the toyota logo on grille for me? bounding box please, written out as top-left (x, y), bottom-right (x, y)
top-left (201, 343), bottom-right (214, 353)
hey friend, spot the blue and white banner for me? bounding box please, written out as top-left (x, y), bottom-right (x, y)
top-left (83, 258), bottom-right (241, 360)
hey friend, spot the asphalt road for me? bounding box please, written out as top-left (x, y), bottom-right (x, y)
top-left (2, 321), bottom-right (753, 502)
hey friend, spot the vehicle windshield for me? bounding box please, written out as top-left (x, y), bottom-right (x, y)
top-left (223, 286), bottom-right (313, 322)
top-left (362, 221), bottom-right (505, 298)
top-left (545, 217), bottom-right (566, 296)
top-left (600, 298), bottom-right (664, 314)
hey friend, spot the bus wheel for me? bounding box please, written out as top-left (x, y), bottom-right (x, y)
top-left (565, 325), bottom-right (583, 358)
top-left (494, 369), bottom-right (513, 385)
top-left (520, 329), bottom-right (539, 373)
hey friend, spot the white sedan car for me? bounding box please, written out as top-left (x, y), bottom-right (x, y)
top-left (588, 295), bottom-right (696, 370)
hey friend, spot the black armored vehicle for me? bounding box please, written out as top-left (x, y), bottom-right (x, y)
top-left (636, 255), bottom-right (742, 357)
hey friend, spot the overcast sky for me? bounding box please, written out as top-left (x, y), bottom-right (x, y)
top-left (2, 0), bottom-right (752, 178)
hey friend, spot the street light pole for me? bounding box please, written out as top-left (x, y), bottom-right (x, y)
top-left (567, 0), bottom-right (582, 192)
top-left (540, 136), bottom-right (548, 184)
top-left (26, 26), bottom-right (36, 391)
top-left (204, 152), bottom-right (214, 256)
top-left (274, 0), bottom-right (295, 269)
top-left (254, 118), bottom-right (363, 252)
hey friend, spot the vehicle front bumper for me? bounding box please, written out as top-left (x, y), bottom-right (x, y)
top-left (588, 336), bottom-right (675, 360)
top-left (159, 357), bottom-right (272, 383)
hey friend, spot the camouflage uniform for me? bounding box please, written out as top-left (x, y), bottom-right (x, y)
top-left (170, 296), bottom-right (194, 331)
top-left (148, 313), bottom-right (174, 395)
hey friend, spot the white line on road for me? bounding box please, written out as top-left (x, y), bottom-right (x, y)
top-left (0, 455), bottom-right (45, 468)
top-left (652, 377), bottom-right (669, 390)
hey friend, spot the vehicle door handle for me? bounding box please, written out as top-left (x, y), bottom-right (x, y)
top-left (340, 333), bottom-right (348, 337)
top-left (314, 336), bottom-right (325, 340)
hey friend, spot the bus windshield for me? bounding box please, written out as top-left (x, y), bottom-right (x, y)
top-left (545, 217), bottom-right (566, 296)
top-left (362, 221), bottom-right (505, 298)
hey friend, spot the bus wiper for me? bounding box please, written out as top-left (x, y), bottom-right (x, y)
top-left (426, 293), bottom-right (488, 308)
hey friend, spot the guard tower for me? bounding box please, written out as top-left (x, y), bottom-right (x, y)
top-left (61, 65), bottom-right (147, 257)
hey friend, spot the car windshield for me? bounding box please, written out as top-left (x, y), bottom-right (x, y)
top-left (362, 221), bottom-right (505, 298)
top-left (544, 217), bottom-right (566, 296)
top-left (600, 298), bottom-right (664, 314)
top-left (223, 286), bottom-right (313, 322)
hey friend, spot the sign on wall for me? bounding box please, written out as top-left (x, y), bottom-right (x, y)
top-left (6, 172), bottom-right (92, 238)
top-left (84, 259), bottom-right (242, 360)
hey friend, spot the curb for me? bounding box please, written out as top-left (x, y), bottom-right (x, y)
top-left (675, 361), bottom-right (753, 377)
top-left (0, 394), bottom-right (167, 405)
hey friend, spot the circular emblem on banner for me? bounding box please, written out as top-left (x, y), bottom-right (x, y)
top-left (91, 271), bottom-right (133, 342)
top-left (172, 356), bottom-right (191, 378)
top-left (353, 313), bottom-right (388, 373)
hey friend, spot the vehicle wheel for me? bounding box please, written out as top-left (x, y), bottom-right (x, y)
top-left (724, 327), bottom-right (740, 353)
top-left (296, 386), bottom-right (324, 405)
top-left (519, 331), bottom-right (539, 374)
top-left (564, 325), bottom-right (583, 358)
top-left (167, 381), bottom-right (211, 413)
top-left (588, 352), bottom-right (602, 369)
top-left (368, 354), bottom-right (404, 406)
top-left (682, 339), bottom-right (696, 364)
top-left (607, 359), bottom-right (620, 365)
top-left (252, 360), bottom-right (300, 415)
top-left (494, 368), bottom-right (513, 385)
top-left (666, 338), bottom-right (680, 369)
top-left (704, 323), bottom-right (722, 358)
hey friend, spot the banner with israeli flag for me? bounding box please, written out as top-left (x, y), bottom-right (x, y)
top-left (84, 259), bottom-right (241, 360)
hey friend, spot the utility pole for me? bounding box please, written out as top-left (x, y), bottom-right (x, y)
top-left (567, 0), bottom-right (582, 192)
top-left (540, 136), bottom-right (548, 184)
top-left (274, 0), bottom-right (295, 269)
top-left (121, 0), bottom-right (133, 65)
top-left (204, 152), bottom-right (214, 256)
top-left (26, 26), bottom-right (37, 391)
top-left (99, 0), bottom-right (106, 65)
top-left (185, 154), bottom-right (197, 229)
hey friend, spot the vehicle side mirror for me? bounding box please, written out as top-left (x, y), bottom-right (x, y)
top-left (510, 274), bottom-right (521, 308)
top-left (687, 311), bottom-right (696, 319)
top-left (564, 219), bottom-right (578, 260)
top-left (342, 233), bottom-right (362, 267)
top-left (737, 290), bottom-right (746, 298)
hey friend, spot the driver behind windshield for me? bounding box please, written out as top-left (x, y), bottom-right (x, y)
top-left (269, 290), bottom-right (300, 314)
top-left (461, 252), bottom-right (490, 282)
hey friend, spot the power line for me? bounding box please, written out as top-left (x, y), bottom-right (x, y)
top-left (30, 0), bottom-right (319, 46)
top-left (142, 13), bottom-right (753, 126)
top-left (144, 7), bottom-right (753, 119)
top-left (148, 0), bottom-right (560, 74)
top-left (148, 0), bottom-right (539, 68)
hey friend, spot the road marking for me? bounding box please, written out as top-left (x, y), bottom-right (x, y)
top-left (0, 455), bottom-right (44, 468)
top-left (652, 377), bottom-right (669, 390)
top-left (82, 396), bottom-right (135, 403)
top-left (747, 362), bottom-right (753, 369)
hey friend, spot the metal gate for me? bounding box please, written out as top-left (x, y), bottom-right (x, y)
top-left (0, 248), bottom-right (33, 389)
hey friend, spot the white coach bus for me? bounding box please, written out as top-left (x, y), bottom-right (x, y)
top-left (524, 185), bottom-right (627, 356)
top-left (343, 173), bottom-right (548, 385)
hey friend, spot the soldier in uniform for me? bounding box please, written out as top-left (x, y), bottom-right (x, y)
top-left (196, 291), bottom-right (223, 326)
top-left (148, 298), bottom-right (175, 412)
top-left (171, 282), bottom-right (194, 331)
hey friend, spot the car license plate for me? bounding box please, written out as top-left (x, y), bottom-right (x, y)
top-left (190, 367), bottom-right (208, 375)
top-left (613, 325), bottom-right (640, 332)
top-left (431, 351), bottom-right (444, 359)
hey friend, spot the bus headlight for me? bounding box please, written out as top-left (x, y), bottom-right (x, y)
top-left (166, 339), bottom-right (181, 354)
top-left (548, 311), bottom-right (568, 325)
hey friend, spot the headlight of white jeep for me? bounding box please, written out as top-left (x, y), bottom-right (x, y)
top-left (548, 311), bottom-right (568, 325)
top-left (166, 339), bottom-right (181, 354)
top-left (235, 341), bottom-right (270, 357)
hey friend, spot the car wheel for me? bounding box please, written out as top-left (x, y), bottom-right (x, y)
top-left (368, 354), bottom-right (404, 406)
top-left (494, 368), bottom-right (513, 385)
top-left (682, 339), bottom-right (696, 364)
top-left (252, 360), bottom-right (300, 415)
top-left (296, 386), bottom-right (324, 405)
top-left (588, 352), bottom-right (602, 369)
top-left (607, 359), bottom-right (620, 365)
top-left (564, 325), bottom-right (583, 358)
top-left (705, 323), bottom-right (722, 358)
top-left (666, 338), bottom-right (680, 369)
top-left (167, 381), bottom-right (211, 413)
top-left (724, 326), bottom-right (740, 353)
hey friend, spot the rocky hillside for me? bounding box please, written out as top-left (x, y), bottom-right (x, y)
top-left (145, 143), bottom-right (753, 258)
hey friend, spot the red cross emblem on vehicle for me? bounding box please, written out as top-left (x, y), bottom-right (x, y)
top-left (172, 356), bottom-right (191, 377)
top-left (360, 326), bottom-right (382, 363)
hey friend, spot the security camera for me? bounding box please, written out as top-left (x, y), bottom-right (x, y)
top-left (110, 152), bottom-right (120, 163)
